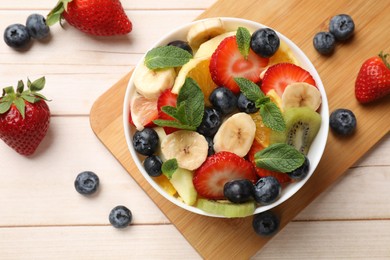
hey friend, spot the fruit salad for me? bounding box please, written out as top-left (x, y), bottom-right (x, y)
top-left (126, 18), bottom-right (327, 218)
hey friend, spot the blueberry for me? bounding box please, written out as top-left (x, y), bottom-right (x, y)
top-left (209, 87), bottom-right (237, 115)
top-left (109, 205), bottom-right (132, 228)
top-left (3, 24), bottom-right (31, 49)
top-left (237, 93), bottom-right (259, 113)
top-left (224, 179), bottom-right (255, 203)
top-left (329, 14), bottom-right (355, 42)
top-left (287, 156), bottom-right (310, 180)
top-left (74, 171), bottom-right (100, 195)
top-left (143, 155), bottom-right (163, 177)
top-left (252, 211), bottom-right (280, 236)
top-left (205, 136), bottom-right (215, 156)
top-left (253, 176), bottom-right (281, 205)
top-left (313, 32), bottom-right (336, 55)
top-left (167, 40), bottom-right (193, 56)
top-left (329, 108), bottom-right (357, 136)
top-left (197, 107), bottom-right (223, 136)
top-left (250, 28), bottom-right (280, 58)
top-left (26, 14), bottom-right (50, 40)
top-left (132, 128), bottom-right (159, 156)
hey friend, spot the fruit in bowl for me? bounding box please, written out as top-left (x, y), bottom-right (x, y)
top-left (123, 17), bottom-right (329, 218)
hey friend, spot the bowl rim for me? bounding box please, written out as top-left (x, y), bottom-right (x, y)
top-left (123, 17), bottom-right (329, 218)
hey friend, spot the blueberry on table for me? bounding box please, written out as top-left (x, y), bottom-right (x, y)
top-left (313, 32), bottom-right (336, 55)
top-left (209, 87), bottom-right (238, 115)
top-left (329, 108), bottom-right (357, 136)
top-left (143, 155), bottom-right (163, 177)
top-left (237, 92), bottom-right (259, 113)
top-left (253, 176), bottom-right (281, 205)
top-left (74, 171), bottom-right (100, 195)
top-left (329, 14), bottom-right (355, 42)
top-left (109, 205), bottom-right (133, 229)
top-left (223, 179), bottom-right (255, 203)
top-left (250, 28), bottom-right (280, 58)
top-left (167, 40), bottom-right (193, 56)
top-left (26, 14), bottom-right (50, 40)
top-left (3, 24), bottom-right (31, 49)
top-left (132, 128), bottom-right (159, 156)
top-left (287, 156), bottom-right (310, 180)
top-left (197, 107), bottom-right (223, 137)
top-left (252, 211), bottom-right (280, 236)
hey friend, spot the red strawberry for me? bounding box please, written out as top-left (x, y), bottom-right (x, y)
top-left (0, 77), bottom-right (50, 156)
top-left (247, 140), bottom-right (292, 184)
top-left (47, 0), bottom-right (132, 36)
top-left (209, 36), bottom-right (269, 94)
top-left (355, 52), bottom-right (390, 103)
top-left (157, 88), bottom-right (178, 134)
top-left (193, 151), bottom-right (257, 199)
top-left (261, 63), bottom-right (317, 97)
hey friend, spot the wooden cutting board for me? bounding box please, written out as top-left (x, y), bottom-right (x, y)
top-left (90, 0), bottom-right (390, 259)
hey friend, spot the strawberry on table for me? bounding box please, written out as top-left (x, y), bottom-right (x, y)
top-left (193, 151), bottom-right (257, 200)
top-left (355, 52), bottom-right (390, 103)
top-left (46, 0), bottom-right (132, 36)
top-left (261, 63), bottom-right (316, 97)
top-left (0, 77), bottom-right (50, 156)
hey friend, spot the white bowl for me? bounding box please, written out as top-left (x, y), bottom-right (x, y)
top-left (123, 17), bottom-right (329, 218)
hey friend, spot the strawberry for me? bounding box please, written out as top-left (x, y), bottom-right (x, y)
top-left (355, 52), bottom-right (390, 103)
top-left (47, 0), bottom-right (132, 36)
top-left (0, 77), bottom-right (50, 156)
top-left (261, 63), bottom-right (317, 97)
top-left (193, 151), bottom-right (257, 199)
top-left (247, 140), bottom-right (292, 185)
top-left (209, 36), bottom-right (269, 94)
top-left (157, 88), bottom-right (178, 134)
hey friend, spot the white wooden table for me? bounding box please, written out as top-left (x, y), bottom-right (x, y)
top-left (1, 1), bottom-right (389, 259)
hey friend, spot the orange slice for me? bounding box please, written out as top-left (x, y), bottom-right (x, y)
top-left (250, 112), bottom-right (271, 148)
top-left (269, 41), bottom-right (299, 66)
top-left (130, 92), bottom-right (158, 130)
top-left (153, 175), bottom-right (177, 196)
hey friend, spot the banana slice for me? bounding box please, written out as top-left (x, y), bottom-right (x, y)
top-left (161, 130), bottom-right (208, 171)
top-left (187, 18), bottom-right (226, 50)
top-left (133, 61), bottom-right (176, 99)
top-left (213, 113), bottom-right (256, 157)
top-left (194, 31), bottom-right (236, 58)
top-left (281, 82), bottom-right (322, 111)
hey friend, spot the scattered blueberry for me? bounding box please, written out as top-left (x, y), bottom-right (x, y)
top-left (329, 14), bottom-right (355, 41)
top-left (167, 40), bottom-right (193, 56)
top-left (109, 205), bottom-right (133, 228)
top-left (205, 136), bottom-right (215, 156)
top-left (253, 176), bottom-right (281, 205)
top-left (26, 14), bottom-right (50, 40)
top-left (209, 87), bottom-right (237, 115)
top-left (197, 107), bottom-right (223, 136)
top-left (74, 171), bottom-right (100, 195)
top-left (237, 93), bottom-right (259, 113)
top-left (250, 28), bottom-right (280, 58)
top-left (313, 32), bottom-right (336, 55)
top-left (329, 108), bottom-right (357, 136)
top-left (143, 155), bottom-right (163, 177)
top-left (3, 24), bottom-right (31, 49)
top-left (224, 179), bottom-right (255, 203)
top-left (287, 156), bottom-right (310, 180)
top-left (132, 128), bottom-right (159, 156)
top-left (252, 211), bottom-right (280, 236)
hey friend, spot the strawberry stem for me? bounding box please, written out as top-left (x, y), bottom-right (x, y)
top-left (379, 51), bottom-right (390, 70)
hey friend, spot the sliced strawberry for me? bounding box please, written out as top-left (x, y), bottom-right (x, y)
top-left (261, 63), bottom-right (317, 97)
top-left (209, 36), bottom-right (269, 94)
top-left (157, 88), bottom-right (178, 134)
top-left (247, 140), bottom-right (292, 185)
top-left (193, 151), bottom-right (257, 199)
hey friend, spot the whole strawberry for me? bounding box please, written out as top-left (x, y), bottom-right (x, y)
top-left (46, 0), bottom-right (132, 36)
top-left (355, 52), bottom-right (390, 103)
top-left (0, 77), bottom-right (50, 156)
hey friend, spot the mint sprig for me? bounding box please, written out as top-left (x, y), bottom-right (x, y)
top-left (144, 45), bottom-right (193, 69)
top-left (234, 77), bottom-right (286, 131)
top-left (153, 77), bottom-right (204, 130)
top-left (236, 27), bottom-right (251, 59)
top-left (161, 158), bottom-right (178, 179)
top-left (254, 143), bottom-right (305, 172)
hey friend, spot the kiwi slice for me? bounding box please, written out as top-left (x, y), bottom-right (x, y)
top-left (196, 199), bottom-right (255, 218)
top-left (270, 107), bottom-right (321, 154)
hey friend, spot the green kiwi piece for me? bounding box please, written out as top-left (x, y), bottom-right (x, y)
top-left (270, 107), bottom-right (321, 154)
top-left (197, 199), bottom-right (256, 218)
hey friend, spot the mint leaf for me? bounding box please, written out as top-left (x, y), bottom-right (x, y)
top-left (234, 77), bottom-right (264, 101)
top-left (144, 46), bottom-right (193, 69)
top-left (153, 119), bottom-right (196, 131)
top-left (177, 78), bottom-right (204, 127)
top-left (162, 158), bottom-right (178, 179)
top-left (236, 27), bottom-right (251, 59)
top-left (255, 96), bottom-right (271, 107)
top-left (260, 102), bottom-right (286, 132)
top-left (254, 143), bottom-right (305, 172)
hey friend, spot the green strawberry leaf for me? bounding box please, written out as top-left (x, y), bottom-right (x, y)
top-left (236, 27), bottom-right (251, 59)
top-left (17, 80), bottom-right (24, 94)
top-left (13, 98), bottom-right (26, 119)
top-left (0, 100), bottom-right (12, 114)
top-left (144, 46), bottom-right (193, 69)
top-left (162, 158), bottom-right (178, 179)
top-left (260, 102), bottom-right (286, 132)
top-left (29, 77), bottom-right (46, 92)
